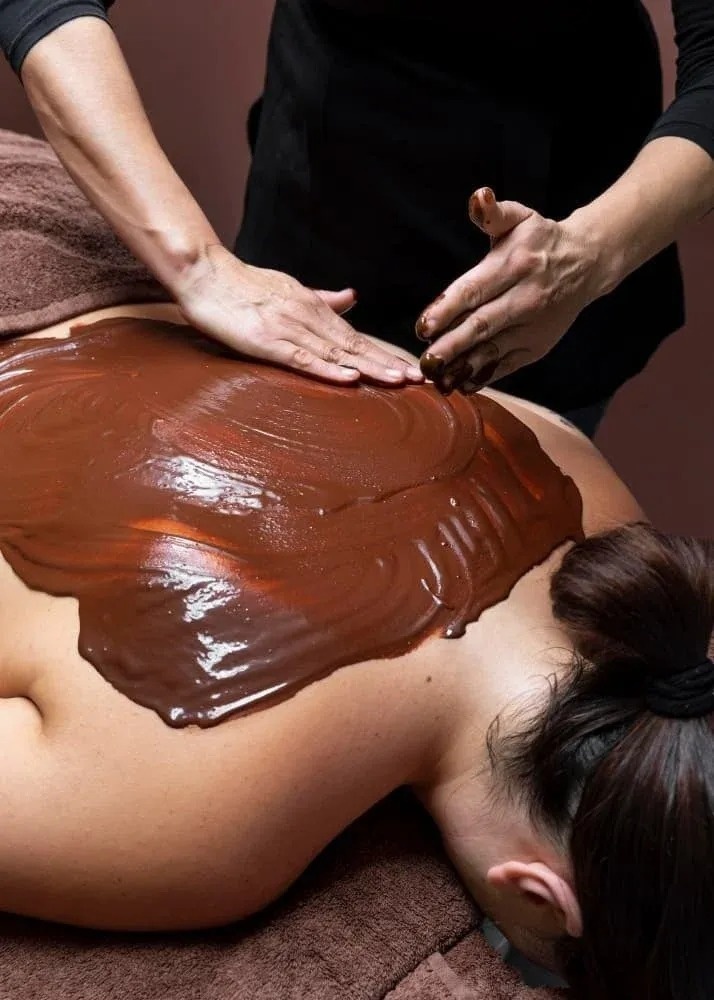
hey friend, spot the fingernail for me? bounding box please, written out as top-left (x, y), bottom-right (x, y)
top-left (416, 294), bottom-right (446, 341)
top-left (419, 352), bottom-right (446, 379)
top-left (415, 314), bottom-right (432, 340)
top-left (407, 365), bottom-right (424, 381)
top-left (482, 187), bottom-right (495, 205)
top-left (386, 367), bottom-right (406, 379)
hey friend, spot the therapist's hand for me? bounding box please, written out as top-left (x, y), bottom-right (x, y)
top-left (415, 188), bottom-right (602, 393)
top-left (23, 20), bottom-right (421, 388)
top-left (178, 245), bottom-right (422, 385)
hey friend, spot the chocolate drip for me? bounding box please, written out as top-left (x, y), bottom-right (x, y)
top-left (0, 319), bottom-right (583, 726)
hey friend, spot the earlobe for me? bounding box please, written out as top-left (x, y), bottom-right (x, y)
top-left (486, 861), bottom-right (583, 939)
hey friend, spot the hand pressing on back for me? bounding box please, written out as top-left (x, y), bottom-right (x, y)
top-left (179, 245), bottom-right (423, 386)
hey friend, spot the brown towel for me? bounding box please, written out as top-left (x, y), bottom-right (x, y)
top-left (0, 792), bottom-right (561, 1000)
top-left (0, 129), bottom-right (168, 336)
top-left (387, 937), bottom-right (567, 1000)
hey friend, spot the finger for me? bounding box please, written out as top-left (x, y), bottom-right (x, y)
top-left (314, 287), bottom-right (358, 315)
top-left (424, 318), bottom-right (539, 395)
top-left (468, 188), bottom-right (533, 241)
top-left (419, 351), bottom-right (447, 383)
top-left (317, 310), bottom-right (423, 384)
top-left (455, 341), bottom-right (503, 392)
top-left (294, 327), bottom-right (415, 385)
top-left (422, 339), bottom-right (500, 395)
top-left (420, 290), bottom-right (516, 366)
top-left (460, 326), bottom-right (535, 391)
top-left (268, 335), bottom-right (363, 384)
top-left (461, 345), bottom-right (532, 393)
top-left (429, 343), bottom-right (517, 396)
top-left (415, 252), bottom-right (521, 341)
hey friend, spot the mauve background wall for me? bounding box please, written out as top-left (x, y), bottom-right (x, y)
top-left (0, 1), bottom-right (711, 535)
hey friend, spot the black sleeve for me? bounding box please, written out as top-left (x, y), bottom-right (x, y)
top-left (645, 0), bottom-right (714, 157)
top-left (0, 0), bottom-right (113, 74)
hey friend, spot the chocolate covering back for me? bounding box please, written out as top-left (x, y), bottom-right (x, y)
top-left (0, 319), bottom-right (583, 726)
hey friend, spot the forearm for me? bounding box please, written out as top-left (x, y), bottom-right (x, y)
top-left (21, 16), bottom-right (222, 297)
top-left (567, 136), bottom-right (714, 299)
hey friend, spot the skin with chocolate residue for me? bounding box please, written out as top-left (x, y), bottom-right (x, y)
top-left (0, 317), bottom-right (584, 728)
top-left (462, 356), bottom-right (501, 394)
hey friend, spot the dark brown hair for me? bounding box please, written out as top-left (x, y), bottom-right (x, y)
top-left (493, 522), bottom-right (714, 1000)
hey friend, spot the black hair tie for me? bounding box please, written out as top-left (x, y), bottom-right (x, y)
top-left (646, 658), bottom-right (714, 719)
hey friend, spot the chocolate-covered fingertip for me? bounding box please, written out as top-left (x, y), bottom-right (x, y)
top-left (415, 314), bottom-right (432, 341)
top-left (419, 352), bottom-right (446, 379)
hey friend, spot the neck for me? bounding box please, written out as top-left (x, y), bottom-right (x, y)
top-left (408, 654), bottom-right (557, 908)
top-left (415, 754), bottom-right (525, 914)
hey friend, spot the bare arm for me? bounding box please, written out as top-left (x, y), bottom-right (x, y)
top-left (417, 0), bottom-right (714, 388)
top-left (21, 18), bottom-right (221, 295)
top-left (564, 0), bottom-right (714, 295)
top-left (568, 136), bottom-right (713, 296)
top-left (19, 18), bottom-right (420, 385)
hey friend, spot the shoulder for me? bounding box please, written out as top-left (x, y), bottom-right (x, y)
top-left (481, 389), bottom-right (646, 534)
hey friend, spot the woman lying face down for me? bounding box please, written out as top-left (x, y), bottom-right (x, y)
top-left (0, 302), bottom-right (712, 1000)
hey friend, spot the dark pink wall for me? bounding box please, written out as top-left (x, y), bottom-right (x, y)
top-left (1, 1), bottom-right (711, 535)
top-left (0, 1), bottom-right (274, 241)
top-left (596, 0), bottom-right (714, 537)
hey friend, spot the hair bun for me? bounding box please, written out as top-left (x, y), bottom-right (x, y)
top-left (551, 522), bottom-right (714, 684)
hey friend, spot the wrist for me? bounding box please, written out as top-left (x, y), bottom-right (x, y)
top-left (158, 233), bottom-right (233, 301)
top-left (562, 204), bottom-right (628, 301)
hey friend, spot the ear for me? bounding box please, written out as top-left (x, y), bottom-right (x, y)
top-left (486, 860), bottom-right (583, 938)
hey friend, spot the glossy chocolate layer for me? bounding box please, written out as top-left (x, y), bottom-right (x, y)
top-left (0, 319), bottom-right (583, 726)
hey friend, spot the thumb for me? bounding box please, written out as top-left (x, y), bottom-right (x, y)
top-left (314, 287), bottom-right (358, 315)
top-left (468, 188), bottom-right (532, 240)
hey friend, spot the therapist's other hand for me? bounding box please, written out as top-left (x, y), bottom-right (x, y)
top-left (178, 244), bottom-right (422, 385)
top-left (416, 188), bottom-right (601, 393)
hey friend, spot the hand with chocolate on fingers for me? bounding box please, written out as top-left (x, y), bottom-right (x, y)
top-left (416, 188), bottom-right (603, 394)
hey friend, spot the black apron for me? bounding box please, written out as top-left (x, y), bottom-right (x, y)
top-left (236, 0), bottom-right (684, 412)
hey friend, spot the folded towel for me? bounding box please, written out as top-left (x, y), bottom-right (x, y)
top-left (0, 792), bottom-right (562, 1000)
top-left (388, 936), bottom-right (567, 1000)
top-left (0, 129), bottom-right (168, 336)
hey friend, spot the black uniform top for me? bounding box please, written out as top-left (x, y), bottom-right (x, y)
top-left (2, 0), bottom-right (713, 154)
top-left (2, 0), bottom-right (713, 410)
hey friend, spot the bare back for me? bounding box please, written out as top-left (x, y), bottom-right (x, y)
top-left (0, 304), bottom-right (643, 930)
